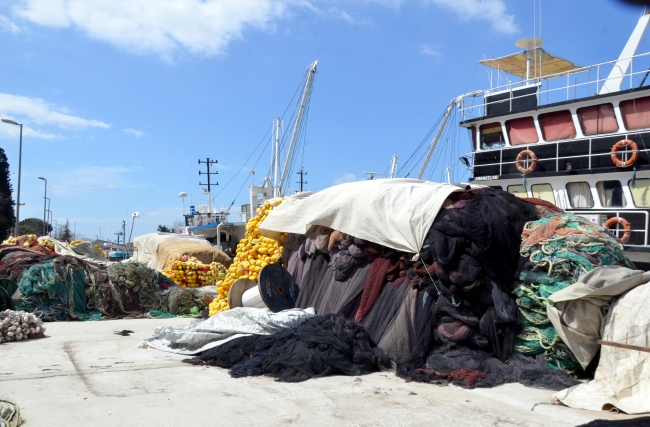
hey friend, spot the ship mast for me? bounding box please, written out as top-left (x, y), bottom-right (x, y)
top-left (278, 60), bottom-right (318, 195)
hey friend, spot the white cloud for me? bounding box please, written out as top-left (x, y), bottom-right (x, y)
top-left (333, 173), bottom-right (357, 185)
top-left (424, 0), bottom-right (518, 34)
top-left (48, 165), bottom-right (143, 195)
top-left (14, 0), bottom-right (303, 58)
top-left (328, 8), bottom-right (368, 25)
top-left (419, 43), bottom-right (440, 57)
top-left (0, 15), bottom-right (20, 33)
top-left (123, 128), bottom-right (146, 137)
top-left (0, 125), bottom-right (57, 140)
top-left (0, 93), bottom-right (110, 134)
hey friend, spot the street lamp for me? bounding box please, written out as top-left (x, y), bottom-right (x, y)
top-left (2, 119), bottom-right (23, 237)
top-left (38, 177), bottom-right (47, 235)
top-left (128, 212), bottom-right (139, 254)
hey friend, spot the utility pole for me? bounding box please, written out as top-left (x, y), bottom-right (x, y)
top-left (199, 158), bottom-right (218, 212)
top-left (296, 168), bottom-right (307, 192)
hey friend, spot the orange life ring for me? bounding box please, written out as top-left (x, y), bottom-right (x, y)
top-left (610, 139), bottom-right (639, 167)
top-left (515, 149), bottom-right (537, 174)
top-left (604, 216), bottom-right (632, 243)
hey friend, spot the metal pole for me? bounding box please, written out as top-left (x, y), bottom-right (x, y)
top-left (279, 61), bottom-right (318, 194)
top-left (39, 177), bottom-right (47, 235)
top-left (15, 124), bottom-right (22, 237)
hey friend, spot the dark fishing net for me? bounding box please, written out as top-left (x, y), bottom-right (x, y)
top-left (400, 344), bottom-right (579, 390)
top-left (17, 257), bottom-right (206, 321)
top-left (183, 314), bottom-right (392, 382)
top-left (0, 250), bottom-right (57, 283)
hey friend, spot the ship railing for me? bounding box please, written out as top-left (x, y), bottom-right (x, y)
top-left (459, 51), bottom-right (650, 121)
top-left (474, 136), bottom-right (650, 175)
top-left (570, 210), bottom-right (649, 247)
top-left (186, 212), bottom-right (247, 227)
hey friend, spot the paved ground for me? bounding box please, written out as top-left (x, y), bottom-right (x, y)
top-left (0, 318), bottom-right (643, 427)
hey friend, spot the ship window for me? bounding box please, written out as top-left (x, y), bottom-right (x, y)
top-left (566, 182), bottom-right (594, 208)
top-left (596, 180), bottom-right (626, 207)
top-left (531, 184), bottom-right (556, 204)
top-left (480, 123), bottom-right (505, 149)
top-left (538, 110), bottom-right (576, 141)
top-left (506, 117), bottom-right (539, 145)
top-left (507, 184), bottom-right (528, 198)
top-left (629, 178), bottom-right (650, 207)
top-left (468, 126), bottom-right (477, 150)
top-left (620, 96), bottom-right (650, 131)
top-left (577, 103), bottom-right (618, 135)
top-left (489, 185), bottom-right (503, 190)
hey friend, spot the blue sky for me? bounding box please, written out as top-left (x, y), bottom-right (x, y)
top-left (0, 0), bottom-right (646, 240)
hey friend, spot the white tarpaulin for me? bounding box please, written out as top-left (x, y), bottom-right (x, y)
top-left (46, 238), bottom-right (109, 264)
top-left (259, 179), bottom-right (468, 253)
top-left (143, 307), bottom-right (315, 355)
top-left (553, 280), bottom-right (650, 414)
top-left (131, 233), bottom-right (231, 271)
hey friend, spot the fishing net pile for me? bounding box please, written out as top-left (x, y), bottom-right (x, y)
top-left (513, 214), bottom-right (635, 375)
top-left (0, 244), bottom-right (209, 321)
top-left (183, 313), bottom-right (392, 382)
top-left (0, 309), bottom-right (46, 343)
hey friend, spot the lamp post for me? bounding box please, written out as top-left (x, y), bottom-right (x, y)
top-left (128, 212), bottom-right (139, 255)
top-left (2, 119), bottom-right (23, 237)
top-left (38, 177), bottom-right (47, 235)
top-left (46, 197), bottom-right (51, 235)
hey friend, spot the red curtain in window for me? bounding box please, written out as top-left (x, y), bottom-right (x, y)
top-left (539, 110), bottom-right (576, 141)
top-left (578, 103), bottom-right (618, 135)
top-left (507, 117), bottom-right (538, 145)
top-left (620, 96), bottom-right (650, 131)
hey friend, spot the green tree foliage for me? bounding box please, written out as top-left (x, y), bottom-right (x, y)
top-left (157, 224), bottom-right (172, 233)
top-left (0, 147), bottom-right (16, 240)
top-left (18, 218), bottom-right (52, 236)
top-left (60, 219), bottom-right (72, 242)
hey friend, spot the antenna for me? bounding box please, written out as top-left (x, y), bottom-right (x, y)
top-left (363, 172), bottom-right (380, 180)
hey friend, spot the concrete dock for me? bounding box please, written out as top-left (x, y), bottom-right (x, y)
top-left (0, 318), bottom-right (642, 426)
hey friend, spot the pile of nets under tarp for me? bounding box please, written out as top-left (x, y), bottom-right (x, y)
top-left (17, 258), bottom-right (208, 321)
top-left (183, 314), bottom-right (392, 382)
top-left (513, 214), bottom-right (635, 375)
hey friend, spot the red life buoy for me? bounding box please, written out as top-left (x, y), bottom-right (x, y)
top-left (610, 139), bottom-right (639, 167)
top-left (604, 216), bottom-right (632, 243)
top-left (516, 149), bottom-right (537, 174)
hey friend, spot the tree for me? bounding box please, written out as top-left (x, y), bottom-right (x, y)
top-left (19, 218), bottom-right (52, 236)
top-left (157, 224), bottom-right (172, 233)
top-left (0, 147), bottom-right (16, 240)
top-left (60, 219), bottom-right (72, 242)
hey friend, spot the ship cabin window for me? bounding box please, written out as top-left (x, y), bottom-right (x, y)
top-left (467, 126), bottom-right (477, 150)
top-left (506, 117), bottom-right (539, 145)
top-left (596, 180), bottom-right (626, 207)
top-left (577, 103), bottom-right (618, 135)
top-left (629, 178), bottom-right (650, 207)
top-left (531, 184), bottom-right (556, 204)
top-left (566, 182), bottom-right (594, 208)
top-left (620, 96), bottom-right (650, 131)
top-left (507, 184), bottom-right (528, 198)
top-left (480, 123), bottom-right (506, 149)
top-left (538, 110), bottom-right (577, 141)
top-left (489, 185), bottom-right (503, 190)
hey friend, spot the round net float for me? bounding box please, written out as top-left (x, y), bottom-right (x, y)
top-left (228, 278), bottom-right (258, 308)
top-left (258, 264), bottom-right (299, 313)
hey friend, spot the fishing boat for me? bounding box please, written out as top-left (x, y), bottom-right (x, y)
top-left (441, 13), bottom-right (650, 269)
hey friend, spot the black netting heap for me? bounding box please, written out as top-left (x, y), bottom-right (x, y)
top-left (183, 314), bottom-right (393, 382)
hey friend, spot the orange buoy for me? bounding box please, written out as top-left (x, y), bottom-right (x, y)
top-left (515, 149), bottom-right (537, 174)
top-left (610, 139), bottom-right (639, 167)
top-left (604, 216), bottom-right (632, 243)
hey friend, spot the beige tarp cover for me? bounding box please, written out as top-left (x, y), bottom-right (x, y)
top-left (132, 233), bottom-right (231, 271)
top-left (259, 179), bottom-right (468, 254)
top-left (479, 48), bottom-right (580, 79)
top-left (547, 266), bottom-right (650, 370)
top-left (46, 237), bottom-right (109, 264)
top-left (552, 267), bottom-right (650, 414)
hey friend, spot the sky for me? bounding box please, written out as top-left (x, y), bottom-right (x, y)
top-left (0, 0), bottom-right (647, 241)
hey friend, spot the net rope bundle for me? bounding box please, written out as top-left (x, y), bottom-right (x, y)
top-left (513, 214), bottom-right (634, 374)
